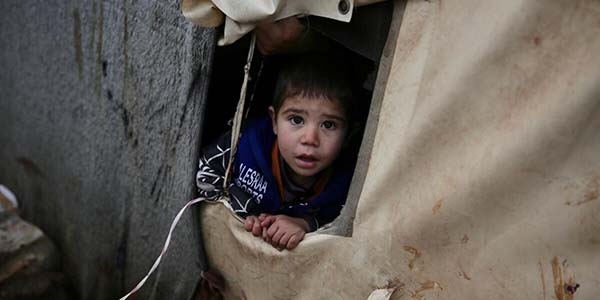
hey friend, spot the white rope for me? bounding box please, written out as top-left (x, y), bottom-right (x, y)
top-left (119, 33), bottom-right (257, 300)
top-left (118, 197), bottom-right (205, 300)
top-left (224, 33), bottom-right (257, 189)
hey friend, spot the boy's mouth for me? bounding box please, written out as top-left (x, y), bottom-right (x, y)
top-left (295, 154), bottom-right (318, 168)
top-left (297, 154), bottom-right (317, 161)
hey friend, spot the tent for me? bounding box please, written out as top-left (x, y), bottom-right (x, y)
top-left (184, 0), bottom-right (600, 299)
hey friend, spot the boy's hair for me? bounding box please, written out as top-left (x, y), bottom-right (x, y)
top-left (272, 53), bottom-right (356, 120)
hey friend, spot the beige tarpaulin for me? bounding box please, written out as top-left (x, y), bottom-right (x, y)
top-left (182, 0), bottom-right (386, 45)
top-left (194, 0), bottom-right (600, 299)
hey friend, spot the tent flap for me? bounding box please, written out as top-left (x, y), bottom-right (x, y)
top-left (199, 0), bottom-right (600, 299)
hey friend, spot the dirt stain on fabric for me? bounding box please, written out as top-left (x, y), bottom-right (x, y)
top-left (403, 246), bottom-right (422, 270)
top-left (539, 260), bottom-right (547, 300)
top-left (410, 280), bottom-right (443, 300)
top-left (565, 176), bottom-right (599, 206)
top-left (385, 277), bottom-right (405, 290)
top-left (551, 257), bottom-right (579, 300)
top-left (580, 189), bottom-right (598, 204)
top-left (432, 199), bottom-right (443, 215)
top-left (457, 264), bottom-right (471, 281)
top-left (374, 277), bottom-right (405, 298)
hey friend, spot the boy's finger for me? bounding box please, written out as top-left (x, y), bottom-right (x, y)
top-left (262, 227), bottom-right (268, 241)
top-left (244, 217), bottom-right (255, 232)
top-left (264, 225), bottom-right (277, 243)
top-left (251, 220), bottom-right (262, 236)
top-left (266, 222), bottom-right (278, 237)
top-left (271, 229), bottom-right (285, 248)
top-left (260, 215), bottom-right (275, 227)
top-left (278, 232), bottom-right (291, 249)
top-left (287, 232), bottom-right (304, 250)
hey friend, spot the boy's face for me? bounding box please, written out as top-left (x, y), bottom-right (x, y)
top-left (269, 95), bottom-right (348, 185)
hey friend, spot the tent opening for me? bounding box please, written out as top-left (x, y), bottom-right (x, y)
top-left (200, 3), bottom-right (393, 236)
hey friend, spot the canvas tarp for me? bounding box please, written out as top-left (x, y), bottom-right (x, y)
top-left (196, 0), bottom-right (600, 299)
top-left (182, 0), bottom-right (387, 45)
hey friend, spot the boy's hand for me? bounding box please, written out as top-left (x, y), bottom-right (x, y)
top-left (255, 17), bottom-right (305, 55)
top-left (244, 213), bottom-right (274, 237)
top-left (263, 215), bottom-right (309, 250)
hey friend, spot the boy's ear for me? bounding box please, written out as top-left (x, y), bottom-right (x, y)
top-left (268, 106), bottom-right (278, 135)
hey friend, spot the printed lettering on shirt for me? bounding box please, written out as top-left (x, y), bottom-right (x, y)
top-left (237, 163), bottom-right (268, 203)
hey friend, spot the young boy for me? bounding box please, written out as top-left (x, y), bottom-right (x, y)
top-left (196, 54), bottom-right (358, 250)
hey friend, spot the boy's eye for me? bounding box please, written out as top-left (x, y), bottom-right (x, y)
top-left (321, 120), bottom-right (337, 130)
top-left (289, 116), bottom-right (304, 125)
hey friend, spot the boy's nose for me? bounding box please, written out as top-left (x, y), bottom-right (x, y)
top-left (300, 126), bottom-right (319, 147)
